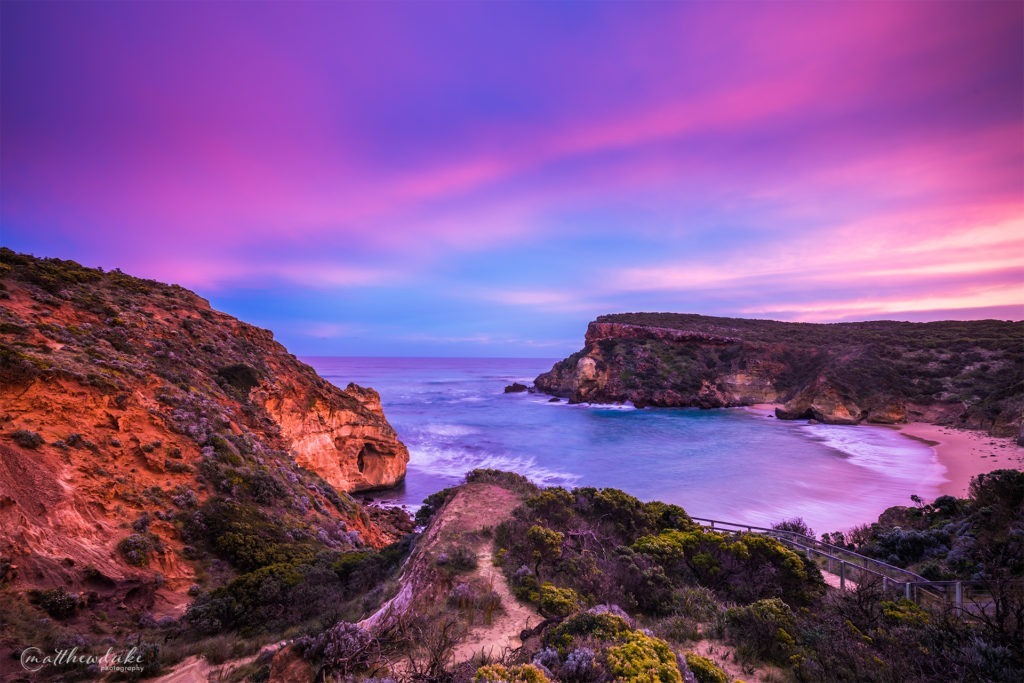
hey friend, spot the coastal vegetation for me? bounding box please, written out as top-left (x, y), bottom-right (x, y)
top-left (535, 313), bottom-right (1024, 439)
top-left (274, 470), bottom-right (1023, 682)
top-left (0, 250), bottom-right (411, 680)
top-left (823, 469), bottom-right (1024, 650)
top-left (2, 252), bottom-right (1021, 681)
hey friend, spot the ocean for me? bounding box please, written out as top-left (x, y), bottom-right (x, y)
top-left (306, 357), bottom-right (946, 534)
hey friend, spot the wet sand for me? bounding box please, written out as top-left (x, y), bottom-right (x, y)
top-left (745, 404), bottom-right (1024, 500)
top-left (897, 422), bottom-right (1024, 497)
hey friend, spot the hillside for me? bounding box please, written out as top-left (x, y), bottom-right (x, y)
top-left (228, 470), bottom-right (1023, 683)
top-left (535, 313), bottom-right (1024, 440)
top-left (0, 249), bottom-right (410, 678)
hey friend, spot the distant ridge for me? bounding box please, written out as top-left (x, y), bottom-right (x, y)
top-left (536, 312), bottom-right (1024, 441)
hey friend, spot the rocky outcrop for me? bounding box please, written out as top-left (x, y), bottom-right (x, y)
top-left (536, 313), bottom-right (1024, 433)
top-left (536, 321), bottom-right (783, 409)
top-left (0, 250), bottom-right (409, 657)
top-left (774, 380), bottom-right (901, 425)
top-left (260, 382), bottom-right (407, 493)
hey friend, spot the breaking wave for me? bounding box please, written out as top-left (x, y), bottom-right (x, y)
top-left (408, 444), bottom-right (580, 488)
top-left (800, 423), bottom-right (946, 490)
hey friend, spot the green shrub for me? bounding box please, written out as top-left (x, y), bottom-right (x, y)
top-left (184, 540), bottom-right (414, 637)
top-left (527, 524), bottom-right (563, 577)
top-left (215, 529), bottom-right (309, 570)
top-left (206, 434), bottom-right (243, 466)
top-left (11, 429), bottom-right (44, 449)
top-left (117, 533), bottom-right (153, 566)
top-left (215, 363), bottom-right (261, 395)
top-left (606, 631), bottom-right (682, 683)
top-left (193, 498), bottom-right (317, 571)
top-left (724, 598), bottom-right (797, 665)
top-left (673, 585), bottom-right (719, 621)
top-left (538, 583), bottom-right (581, 618)
top-left (436, 544), bottom-right (477, 572)
top-left (465, 468), bottom-right (539, 495)
top-left (416, 487), bottom-right (457, 526)
top-left (199, 561), bottom-right (306, 631)
top-left (632, 528), bottom-right (818, 605)
top-left (880, 599), bottom-right (930, 627)
top-left (330, 539), bottom-right (411, 598)
top-left (545, 612), bottom-right (632, 653)
top-left (33, 587), bottom-right (79, 619)
top-left (771, 517), bottom-right (815, 539)
top-left (684, 653), bottom-right (727, 683)
top-left (474, 663), bottom-right (551, 683)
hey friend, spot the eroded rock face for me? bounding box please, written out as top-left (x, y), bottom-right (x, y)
top-left (0, 250), bottom-right (408, 614)
top-left (536, 321), bottom-right (782, 409)
top-left (260, 384), bottom-right (408, 493)
top-left (536, 313), bottom-right (1024, 432)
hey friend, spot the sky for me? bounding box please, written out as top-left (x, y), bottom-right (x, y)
top-left (2, 1), bottom-right (1022, 357)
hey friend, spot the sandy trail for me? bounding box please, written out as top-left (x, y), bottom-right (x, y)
top-left (360, 482), bottom-right (540, 665)
top-left (451, 542), bottom-right (540, 664)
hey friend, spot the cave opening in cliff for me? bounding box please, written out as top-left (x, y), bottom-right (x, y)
top-left (357, 443), bottom-right (381, 474)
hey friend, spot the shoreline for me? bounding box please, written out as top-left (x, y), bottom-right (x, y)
top-left (744, 403), bottom-right (1024, 499)
top-left (896, 422), bottom-right (1024, 497)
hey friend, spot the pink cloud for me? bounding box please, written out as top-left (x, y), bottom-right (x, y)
top-left (3, 1), bottom-right (1020, 328)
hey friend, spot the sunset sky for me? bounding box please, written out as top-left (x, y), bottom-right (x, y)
top-left (2, 1), bottom-right (1022, 356)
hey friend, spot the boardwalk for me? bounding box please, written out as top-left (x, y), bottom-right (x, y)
top-left (689, 517), bottom-right (980, 612)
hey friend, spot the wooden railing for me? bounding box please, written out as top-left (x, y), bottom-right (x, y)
top-left (690, 516), bottom-right (970, 611)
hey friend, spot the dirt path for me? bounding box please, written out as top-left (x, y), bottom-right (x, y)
top-left (154, 652), bottom-right (256, 683)
top-left (432, 484), bottom-right (540, 663)
top-left (451, 541), bottom-right (540, 664)
top-left (361, 482), bottom-right (541, 665)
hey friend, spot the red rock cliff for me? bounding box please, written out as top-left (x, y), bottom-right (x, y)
top-left (536, 313), bottom-right (1024, 435)
top-left (0, 250), bottom-right (408, 621)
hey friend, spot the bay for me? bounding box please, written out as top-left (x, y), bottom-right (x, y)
top-left (306, 357), bottom-right (946, 534)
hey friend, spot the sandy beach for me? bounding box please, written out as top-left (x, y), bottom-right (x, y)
top-left (745, 404), bottom-right (1024, 499)
top-left (897, 422), bottom-right (1024, 497)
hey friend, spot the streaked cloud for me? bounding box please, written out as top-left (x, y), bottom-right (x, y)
top-left (1, 1), bottom-right (1020, 355)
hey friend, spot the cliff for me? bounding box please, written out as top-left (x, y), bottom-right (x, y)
top-left (0, 249), bottom-right (409, 676)
top-left (535, 313), bottom-right (1024, 438)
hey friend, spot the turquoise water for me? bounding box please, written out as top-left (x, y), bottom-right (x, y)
top-left (306, 357), bottom-right (946, 534)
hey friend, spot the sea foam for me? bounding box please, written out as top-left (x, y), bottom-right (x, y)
top-left (408, 444), bottom-right (580, 488)
top-left (799, 423), bottom-right (946, 491)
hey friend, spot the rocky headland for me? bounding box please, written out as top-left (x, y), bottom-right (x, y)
top-left (535, 313), bottom-right (1024, 440)
top-left (0, 249), bottom-right (409, 677)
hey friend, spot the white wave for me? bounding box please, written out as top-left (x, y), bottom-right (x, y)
top-left (800, 423), bottom-right (947, 489)
top-left (423, 423), bottom-right (479, 437)
top-left (408, 444), bottom-right (580, 488)
top-left (530, 397), bottom-right (637, 410)
top-left (566, 401), bottom-right (637, 411)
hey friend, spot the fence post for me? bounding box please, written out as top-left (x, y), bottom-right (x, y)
top-left (955, 582), bottom-right (962, 610)
top-left (840, 561), bottom-right (846, 590)
top-left (905, 582), bottom-right (912, 600)
top-left (883, 576), bottom-right (887, 593)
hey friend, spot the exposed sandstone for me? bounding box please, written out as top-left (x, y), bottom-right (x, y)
top-left (0, 250), bottom-right (409, 654)
top-left (536, 313), bottom-right (1024, 432)
top-left (257, 381), bottom-right (407, 493)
